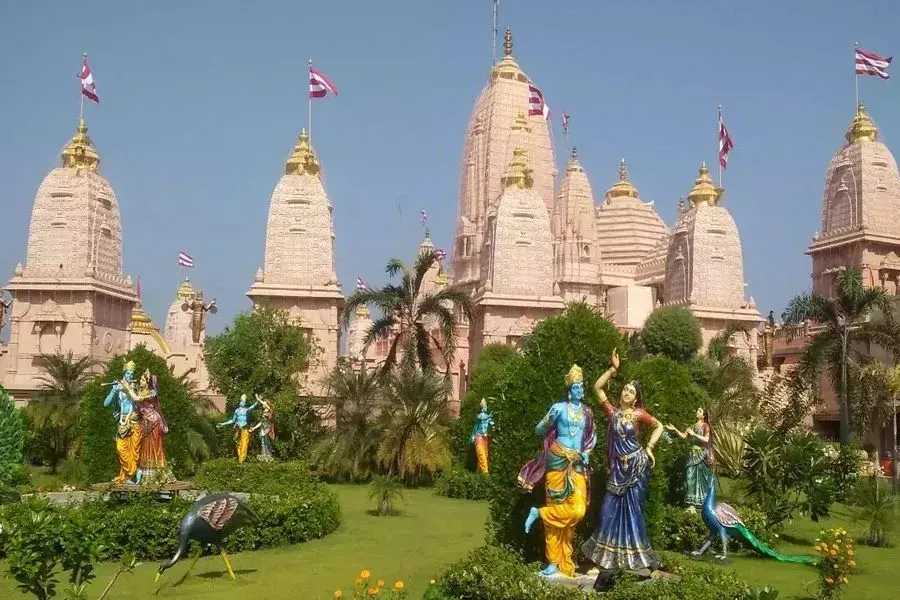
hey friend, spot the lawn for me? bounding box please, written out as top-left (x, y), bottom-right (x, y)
top-left (0, 484), bottom-right (489, 600)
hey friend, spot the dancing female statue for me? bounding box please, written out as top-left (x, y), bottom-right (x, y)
top-left (217, 394), bottom-right (259, 463)
top-left (104, 360), bottom-right (142, 484)
top-left (134, 370), bottom-right (174, 484)
top-left (470, 398), bottom-right (494, 474)
top-left (249, 399), bottom-right (276, 461)
top-left (665, 407), bottom-right (713, 509)
top-left (519, 364), bottom-right (596, 578)
top-left (580, 348), bottom-right (663, 572)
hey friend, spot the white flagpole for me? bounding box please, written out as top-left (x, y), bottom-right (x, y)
top-left (492, 0), bottom-right (500, 64)
top-left (79, 52), bottom-right (87, 122)
top-left (854, 41), bottom-right (860, 108)
top-left (308, 59), bottom-right (313, 145)
top-left (717, 104), bottom-right (723, 188)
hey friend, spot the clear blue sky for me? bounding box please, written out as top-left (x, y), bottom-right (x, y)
top-left (2, 1), bottom-right (897, 337)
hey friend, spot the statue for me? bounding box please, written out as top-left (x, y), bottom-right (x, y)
top-left (469, 398), bottom-right (494, 474)
top-left (103, 360), bottom-right (142, 484)
top-left (665, 408), bottom-right (712, 509)
top-left (519, 364), bottom-right (597, 578)
top-left (0, 293), bottom-right (11, 332)
top-left (217, 393), bottom-right (259, 463)
top-left (181, 291), bottom-right (218, 344)
top-left (580, 348), bottom-right (663, 573)
top-left (766, 310), bottom-right (776, 329)
top-left (133, 369), bottom-right (174, 484)
top-left (249, 399), bottom-right (276, 461)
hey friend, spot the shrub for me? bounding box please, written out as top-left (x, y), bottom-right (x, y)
top-left (0, 386), bottom-right (25, 490)
top-left (434, 466), bottom-right (495, 501)
top-left (655, 504), bottom-right (781, 554)
top-left (814, 528), bottom-right (856, 599)
top-left (194, 458), bottom-right (319, 495)
top-left (79, 346), bottom-right (207, 483)
top-left (640, 306), bottom-right (702, 362)
top-left (826, 443), bottom-right (863, 502)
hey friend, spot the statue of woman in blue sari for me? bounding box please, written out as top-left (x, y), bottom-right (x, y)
top-left (580, 348), bottom-right (663, 572)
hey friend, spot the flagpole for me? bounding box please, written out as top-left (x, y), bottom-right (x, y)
top-left (717, 104), bottom-right (723, 188)
top-left (854, 41), bottom-right (860, 108)
top-left (79, 52), bottom-right (87, 122)
top-left (308, 59), bottom-right (313, 145)
top-left (492, 0), bottom-right (499, 64)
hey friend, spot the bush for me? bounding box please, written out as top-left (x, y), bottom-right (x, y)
top-left (655, 504), bottom-right (781, 554)
top-left (434, 466), bottom-right (495, 501)
top-left (640, 306), bottom-right (702, 362)
top-left (194, 458), bottom-right (319, 495)
top-left (0, 385), bottom-right (25, 490)
top-left (826, 443), bottom-right (863, 503)
top-left (79, 347), bottom-right (209, 484)
top-left (0, 485), bottom-right (341, 561)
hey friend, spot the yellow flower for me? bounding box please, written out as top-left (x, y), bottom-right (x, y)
top-left (825, 577), bottom-right (833, 585)
top-left (355, 578), bottom-right (362, 585)
top-left (430, 579), bottom-right (436, 585)
top-left (361, 570), bottom-right (371, 580)
top-left (334, 592), bottom-right (343, 599)
top-left (830, 549), bottom-right (837, 557)
top-left (849, 560), bottom-right (856, 568)
top-left (848, 549), bottom-right (855, 556)
top-left (367, 588), bottom-right (378, 597)
top-left (377, 580), bottom-right (384, 588)
top-left (394, 581), bottom-right (405, 591)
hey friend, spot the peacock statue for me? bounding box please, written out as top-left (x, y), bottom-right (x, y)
top-left (695, 475), bottom-right (817, 564)
top-left (156, 492), bottom-right (260, 582)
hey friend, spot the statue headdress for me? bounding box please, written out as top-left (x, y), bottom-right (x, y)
top-left (565, 364), bottom-right (584, 386)
top-left (124, 360), bottom-right (136, 373)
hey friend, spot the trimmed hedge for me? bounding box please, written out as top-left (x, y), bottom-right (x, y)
top-left (194, 458), bottom-right (319, 496)
top-left (640, 306), bottom-right (703, 362)
top-left (434, 467), bottom-right (495, 501)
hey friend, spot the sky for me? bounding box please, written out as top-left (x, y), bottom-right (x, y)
top-left (1, 1), bottom-right (898, 338)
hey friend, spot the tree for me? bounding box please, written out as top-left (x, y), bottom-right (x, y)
top-left (342, 246), bottom-right (474, 376)
top-left (205, 306), bottom-right (317, 399)
top-left (25, 352), bottom-right (100, 473)
top-left (782, 267), bottom-right (900, 444)
top-left (690, 324), bottom-right (760, 425)
top-left (0, 385), bottom-right (25, 490)
top-left (640, 306), bottom-right (703, 362)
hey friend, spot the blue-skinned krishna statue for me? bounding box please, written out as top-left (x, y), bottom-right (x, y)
top-left (580, 348), bottom-right (663, 572)
top-left (470, 398), bottom-right (494, 474)
top-left (217, 393), bottom-right (259, 463)
top-left (518, 364), bottom-right (596, 578)
top-left (103, 360), bottom-right (142, 484)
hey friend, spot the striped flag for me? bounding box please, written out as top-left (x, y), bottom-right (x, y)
top-left (856, 47), bottom-right (892, 79)
top-left (420, 210), bottom-right (428, 225)
top-left (309, 64), bottom-right (339, 98)
top-left (355, 277), bottom-right (368, 291)
top-left (436, 249), bottom-right (447, 260)
top-left (79, 55), bottom-right (99, 103)
top-left (561, 111), bottom-right (570, 137)
top-left (528, 84), bottom-right (550, 121)
top-left (177, 251), bottom-right (194, 268)
top-left (718, 110), bottom-right (734, 170)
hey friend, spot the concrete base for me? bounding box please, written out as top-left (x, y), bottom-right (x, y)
top-left (542, 567), bottom-right (680, 594)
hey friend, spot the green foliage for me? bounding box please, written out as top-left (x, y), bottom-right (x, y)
top-left (712, 424), bottom-right (748, 477)
top-left (0, 386), bottom-right (25, 490)
top-left (640, 306), bottom-right (703, 362)
top-left (79, 346), bottom-right (206, 483)
top-left (743, 430), bottom-right (835, 529)
top-left (433, 466), bottom-right (495, 501)
top-left (0, 488), bottom-right (342, 562)
top-left (204, 306), bottom-right (316, 399)
top-left (655, 504), bottom-right (781, 554)
top-left (827, 443), bottom-right (863, 502)
top-left (470, 343), bottom-right (520, 378)
top-left (269, 388), bottom-right (321, 461)
top-left (369, 474), bottom-right (404, 516)
top-left (194, 459), bottom-right (321, 495)
top-left (850, 475), bottom-right (898, 547)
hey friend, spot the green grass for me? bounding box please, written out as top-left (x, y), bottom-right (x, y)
top-left (0, 484), bottom-right (488, 600)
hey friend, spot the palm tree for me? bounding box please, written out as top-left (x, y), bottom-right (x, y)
top-left (700, 323), bottom-right (760, 424)
top-left (782, 267), bottom-right (900, 444)
top-left (376, 368), bottom-right (453, 482)
top-left (312, 361), bottom-right (382, 481)
top-left (342, 246), bottom-right (474, 377)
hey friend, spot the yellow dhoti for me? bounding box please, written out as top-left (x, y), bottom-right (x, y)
top-left (236, 428), bottom-right (250, 463)
top-left (114, 421), bottom-right (142, 483)
top-left (474, 434), bottom-right (490, 474)
top-left (538, 443), bottom-right (588, 577)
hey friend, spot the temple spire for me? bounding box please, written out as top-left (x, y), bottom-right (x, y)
top-left (605, 158), bottom-right (639, 200)
top-left (503, 27), bottom-right (513, 56)
top-left (60, 120), bottom-right (100, 171)
top-left (285, 129), bottom-right (321, 176)
top-left (687, 162), bottom-right (721, 207)
top-left (846, 104), bottom-right (878, 143)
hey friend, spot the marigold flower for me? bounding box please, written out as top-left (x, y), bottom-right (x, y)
top-left (376, 580), bottom-right (384, 588)
top-left (848, 549), bottom-right (855, 556)
top-left (394, 581), bottom-right (405, 590)
top-left (361, 570), bottom-right (371, 580)
top-left (430, 579), bottom-right (436, 585)
top-left (367, 588), bottom-right (378, 597)
top-left (830, 549), bottom-right (837, 556)
top-left (334, 592), bottom-right (343, 599)
top-left (849, 560), bottom-right (856, 568)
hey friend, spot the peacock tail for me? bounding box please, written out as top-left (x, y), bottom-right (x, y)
top-left (729, 522), bottom-right (818, 565)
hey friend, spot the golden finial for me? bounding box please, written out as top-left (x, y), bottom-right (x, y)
top-left (846, 104), bottom-right (878, 143)
top-left (176, 277), bottom-right (194, 301)
top-left (501, 147), bottom-right (534, 189)
top-left (130, 304), bottom-right (154, 334)
top-left (503, 27), bottom-right (513, 56)
top-left (60, 120), bottom-right (100, 171)
top-left (355, 305), bottom-right (370, 319)
top-left (124, 360), bottom-right (136, 372)
top-left (285, 129), bottom-right (321, 176)
top-left (605, 158), bottom-right (639, 200)
top-left (565, 364), bottom-right (584, 386)
top-left (687, 162), bottom-right (721, 207)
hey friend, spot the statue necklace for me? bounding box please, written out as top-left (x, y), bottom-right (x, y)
top-left (566, 401), bottom-right (584, 436)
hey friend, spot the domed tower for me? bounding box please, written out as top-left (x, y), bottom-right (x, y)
top-left (808, 105), bottom-right (900, 296)
top-left (3, 120), bottom-right (137, 396)
top-left (164, 277), bottom-right (196, 351)
top-left (553, 147), bottom-right (600, 302)
top-left (247, 129), bottom-right (344, 397)
top-left (663, 164), bottom-right (761, 356)
top-left (452, 28), bottom-right (557, 292)
top-left (469, 143), bottom-right (564, 364)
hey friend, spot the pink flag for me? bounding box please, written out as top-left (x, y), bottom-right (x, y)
top-left (436, 249), bottom-right (447, 260)
top-left (856, 47), bottom-right (892, 79)
top-left (561, 111), bottom-right (570, 137)
top-left (79, 56), bottom-right (99, 103)
top-left (718, 111), bottom-right (734, 170)
top-left (355, 277), bottom-right (368, 291)
top-left (309, 64), bottom-right (339, 98)
top-left (420, 210), bottom-right (428, 225)
top-left (178, 251), bottom-right (194, 268)
top-left (528, 84), bottom-right (550, 121)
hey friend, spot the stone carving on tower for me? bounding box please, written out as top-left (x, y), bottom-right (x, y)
top-left (164, 278), bottom-right (196, 351)
top-left (246, 129), bottom-right (344, 397)
top-left (809, 104), bottom-right (900, 297)
top-left (553, 148), bottom-right (600, 302)
top-left (663, 163), bottom-right (761, 361)
top-left (0, 120), bottom-right (138, 398)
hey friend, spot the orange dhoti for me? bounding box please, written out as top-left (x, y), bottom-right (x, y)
top-left (474, 434), bottom-right (490, 474)
top-left (236, 428), bottom-right (250, 463)
top-left (538, 443), bottom-right (588, 577)
top-left (114, 419), bottom-right (142, 483)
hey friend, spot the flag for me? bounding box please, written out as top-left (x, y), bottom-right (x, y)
top-left (79, 56), bottom-right (99, 103)
top-left (309, 64), bottom-right (339, 98)
top-left (562, 111), bottom-right (570, 137)
top-left (718, 113), bottom-right (734, 170)
top-left (436, 249), bottom-right (447, 260)
top-left (355, 277), bottom-right (368, 291)
top-left (420, 210), bottom-right (427, 225)
top-left (856, 47), bottom-right (892, 79)
top-left (178, 251), bottom-right (194, 268)
top-left (528, 84), bottom-right (550, 120)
